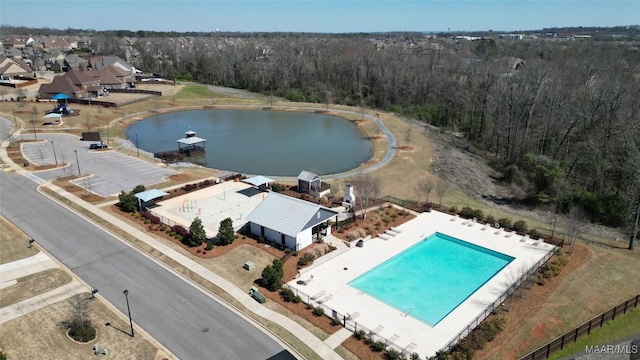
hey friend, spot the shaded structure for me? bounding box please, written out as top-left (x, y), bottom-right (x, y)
top-left (154, 130), bottom-right (206, 163)
top-left (135, 189), bottom-right (169, 211)
top-left (298, 170), bottom-right (331, 198)
top-left (243, 175), bottom-right (274, 191)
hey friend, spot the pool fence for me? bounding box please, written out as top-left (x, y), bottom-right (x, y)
top-left (519, 293), bottom-right (640, 360)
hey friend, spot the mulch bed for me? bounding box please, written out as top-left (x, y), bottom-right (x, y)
top-left (52, 177), bottom-right (105, 203)
top-left (332, 206), bottom-right (416, 242)
top-left (343, 336), bottom-right (387, 360)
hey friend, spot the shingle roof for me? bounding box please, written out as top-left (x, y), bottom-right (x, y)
top-left (246, 192), bottom-right (337, 238)
top-left (65, 69), bottom-right (94, 85)
top-left (38, 76), bottom-right (81, 96)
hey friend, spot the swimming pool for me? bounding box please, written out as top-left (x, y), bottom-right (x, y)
top-left (349, 232), bottom-right (514, 326)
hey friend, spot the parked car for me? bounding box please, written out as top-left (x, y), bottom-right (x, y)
top-left (89, 142), bottom-right (108, 149)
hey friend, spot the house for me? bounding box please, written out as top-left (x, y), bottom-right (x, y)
top-left (3, 35), bottom-right (27, 49)
top-left (38, 69), bottom-right (101, 99)
top-left (245, 192), bottom-right (338, 250)
top-left (63, 54), bottom-right (88, 72)
top-left (2, 47), bottom-right (23, 60)
top-left (297, 170), bottom-right (331, 198)
top-left (0, 56), bottom-right (33, 79)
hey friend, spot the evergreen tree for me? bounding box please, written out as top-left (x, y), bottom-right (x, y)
top-left (117, 190), bottom-right (137, 213)
top-left (261, 259), bottom-right (284, 291)
top-left (189, 217), bottom-right (206, 247)
top-left (217, 217), bottom-right (235, 245)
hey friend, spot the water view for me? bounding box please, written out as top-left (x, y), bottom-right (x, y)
top-left (125, 109), bottom-right (372, 176)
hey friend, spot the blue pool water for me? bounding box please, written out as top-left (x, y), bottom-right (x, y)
top-left (349, 232), bottom-right (514, 326)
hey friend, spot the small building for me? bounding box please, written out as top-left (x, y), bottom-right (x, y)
top-left (177, 130), bottom-right (206, 154)
top-left (298, 170), bottom-right (331, 198)
top-left (245, 192), bottom-right (338, 250)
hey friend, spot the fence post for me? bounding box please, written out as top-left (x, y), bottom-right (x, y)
top-left (587, 319), bottom-right (592, 334)
top-left (612, 306), bottom-right (616, 320)
top-left (574, 327), bottom-right (579, 342)
top-left (546, 343), bottom-right (551, 357)
top-left (623, 300), bottom-right (628, 314)
top-left (560, 334), bottom-right (565, 350)
top-left (600, 313), bottom-right (605, 327)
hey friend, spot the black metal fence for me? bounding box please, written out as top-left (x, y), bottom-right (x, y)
top-left (519, 293), bottom-right (640, 360)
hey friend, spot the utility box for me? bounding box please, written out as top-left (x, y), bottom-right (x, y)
top-left (243, 261), bottom-right (255, 271)
top-left (249, 286), bottom-right (266, 304)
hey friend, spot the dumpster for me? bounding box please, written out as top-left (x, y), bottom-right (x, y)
top-left (249, 286), bottom-right (266, 304)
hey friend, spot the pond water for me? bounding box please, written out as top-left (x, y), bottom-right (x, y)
top-left (125, 109), bottom-right (372, 176)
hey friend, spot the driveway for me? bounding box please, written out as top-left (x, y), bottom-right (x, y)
top-left (20, 133), bottom-right (176, 196)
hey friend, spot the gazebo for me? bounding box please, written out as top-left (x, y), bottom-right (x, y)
top-left (177, 130), bottom-right (206, 154)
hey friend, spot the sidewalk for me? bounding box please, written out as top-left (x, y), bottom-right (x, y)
top-left (0, 279), bottom-right (87, 324)
top-left (44, 182), bottom-right (344, 360)
top-left (0, 252), bottom-right (58, 283)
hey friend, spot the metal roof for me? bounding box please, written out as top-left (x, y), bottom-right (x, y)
top-left (298, 170), bottom-right (320, 182)
top-left (244, 175), bottom-right (274, 187)
top-left (245, 192), bottom-right (338, 238)
top-left (177, 136), bottom-right (206, 145)
top-left (135, 189), bottom-right (169, 202)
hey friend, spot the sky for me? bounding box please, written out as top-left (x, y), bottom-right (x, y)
top-left (1, 0), bottom-right (638, 33)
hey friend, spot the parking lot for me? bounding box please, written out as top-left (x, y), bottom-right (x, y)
top-left (22, 134), bottom-right (176, 197)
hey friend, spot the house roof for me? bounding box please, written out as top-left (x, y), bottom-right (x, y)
top-left (103, 64), bottom-right (130, 77)
top-left (38, 76), bottom-right (81, 96)
top-left (135, 189), bottom-right (169, 202)
top-left (65, 69), bottom-right (95, 85)
top-left (246, 192), bottom-right (338, 238)
top-left (244, 176), bottom-right (274, 187)
top-left (96, 69), bottom-right (122, 85)
top-left (298, 170), bottom-right (320, 182)
top-left (0, 56), bottom-right (32, 75)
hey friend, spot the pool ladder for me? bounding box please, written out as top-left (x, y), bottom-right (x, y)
top-left (401, 308), bottom-right (413, 317)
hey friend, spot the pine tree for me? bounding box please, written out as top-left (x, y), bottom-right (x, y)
top-left (217, 217), bottom-right (235, 245)
top-left (189, 217), bottom-right (206, 247)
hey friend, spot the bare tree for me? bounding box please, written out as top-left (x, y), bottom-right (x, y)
top-left (36, 146), bottom-right (47, 166)
top-left (565, 206), bottom-right (588, 254)
top-left (324, 90), bottom-right (332, 111)
top-left (434, 179), bottom-right (451, 208)
top-left (67, 294), bottom-right (91, 330)
top-left (414, 175), bottom-right (435, 207)
top-left (352, 173), bottom-right (381, 220)
top-left (545, 207), bottom-right (559, 241)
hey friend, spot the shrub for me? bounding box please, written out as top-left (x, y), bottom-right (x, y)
top-left (460, 206), bottom-right (475, 219)
top-left (292, 251), bottom-right (298, 257)
top-left (68, 320), bottom-right (97, 342)
top-left (261, 259), bottom-right (284, 291)
top-left (175, 234), bottom-right (183, 242)
top-left (297, 253), bottom-right (314, 267)
top-left (205, 242), bottom-right (214, 250)
top-left (196, 248), bottom-right (202, 254)
top-left (485, 215), bottom-right (496, 226)
top-left (144, 219), bottom-right (151, 224)
top-left (331, 317), bottom-right (342, 326)
top-left (203, 179), bottom-right (212, 186)
top-left (312, 306), bottom-right (325, 317)
top-left (306, 303), bottom-right (314, 310)
top-left (171, 225), bottom-right (189, 237)
top-left (513, 220), bottom-right (528, 233)
top-left (217, 218), bottom-right (235, 245)
top-left (385, 349), bottom-right (401, 360)
top-left (280, 288), bottom-right (297, 302)
top-left (355, 329), bottom-right (367, 340)
top-left (371, 340), bottom-right (386, 352)
top-left (271, 183), bottom-right (286, 193)
top-left (410, 353), bottom-right (422, 360)
top-left (528, 228), bottom-right (541, 239)
top-left (141, 211), bottom-right (161, 224)
top-left (449, 205), bottom-right (459, 214)
top-left (497, 217), bottom-right (512, 229)
top-left (169, 231), bottom-right (176, 236)
top-left (159, 225), bottom-right (167, 232)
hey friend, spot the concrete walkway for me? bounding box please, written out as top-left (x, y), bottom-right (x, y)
top-left (42, 182), bottom-right (343, 360)
top-left (0, 252), bottom-right (58, 283)
top-left (324, 328), bottom-right (354, 349)
top-left (0, 279), bottom-right (87, 324)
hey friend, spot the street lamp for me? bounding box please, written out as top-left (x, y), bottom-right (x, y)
top-left (74, 149), bottom-right (81, 175)
top-left (135, 134), bottom-right (139, 157)
top-left (51, 140), bottom-right (58, 165)
top-left (123, 290), bottom-right (134, 337)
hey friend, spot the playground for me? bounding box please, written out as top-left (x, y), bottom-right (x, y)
top-left (151, 180), bottom-right (267, 238)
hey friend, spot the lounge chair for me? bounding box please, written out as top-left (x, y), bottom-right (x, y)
top-left (481, 225), bottom-right (488, 230)
top-left (494, 228), bottom-right (502, 235)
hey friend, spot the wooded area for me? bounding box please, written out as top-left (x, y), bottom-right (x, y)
top-left (129, 35), bottom-right (639, 229)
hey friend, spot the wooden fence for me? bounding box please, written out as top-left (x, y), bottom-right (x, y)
top-left (519, 293), bottom-right (640, 360)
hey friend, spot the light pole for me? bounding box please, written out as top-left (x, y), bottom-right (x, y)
top-left (135, 134), bottom-right (139, 157)
top-left (74, 149), bottom-right (81, 175)
top-left (123, 290), bottom-right (134, 337)
top-left (375, 113), bottom-right (380, 138)
top-left (50, 140), bottom-right (58, 165)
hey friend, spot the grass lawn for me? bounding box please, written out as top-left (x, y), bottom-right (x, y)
top-left (175, 84), bottom-right (212, 99)
top-left (548, 306), bottom-right (640, 359)
top-left (0, 269), bottom-right (72, 308)
top-left (0, 292), bottom-right (162, 360)
top-left (0, 216), bottom-right (38, 264)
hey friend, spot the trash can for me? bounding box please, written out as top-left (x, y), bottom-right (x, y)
top-left (23, 161), bottom-right (29, 167)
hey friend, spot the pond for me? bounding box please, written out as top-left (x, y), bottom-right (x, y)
top-left (125, 109), bottom-right (372, 176)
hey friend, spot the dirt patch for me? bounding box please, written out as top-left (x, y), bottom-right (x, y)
top-left (0, 217), bottom-right (39, 264)
top-left (342, 336), bottom-right (386, 360)
top-left (52, 177), bottom-right (105, 203)
top-left (169, 173), bottom-right (191, 182)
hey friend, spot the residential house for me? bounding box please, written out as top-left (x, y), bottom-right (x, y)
top-left (0, 56), bottom-right (33, 80)
top-left (3, 35), bottom-right (27, 49)
top-left (2, 47), bottom-right (23, 60)
top-left (38, 69), bottom-right (100, 99)
top-left (245, 192), bottom-right (338, 250)
top-left (63, 54), bottom-right (88, 72)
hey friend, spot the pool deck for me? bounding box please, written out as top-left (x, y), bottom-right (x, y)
top-left (287, 210), bottom-right (557, 358)
top-left (152, 180), bottom-right (267, 237)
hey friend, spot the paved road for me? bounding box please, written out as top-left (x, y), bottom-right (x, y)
top-left (0, 171), bottom-right (294, 360)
